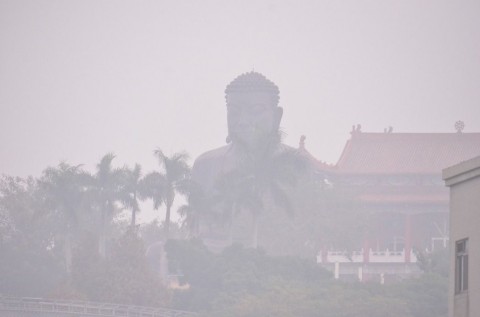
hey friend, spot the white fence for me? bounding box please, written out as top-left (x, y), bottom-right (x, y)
top-left (0, 296), bottom-right (197, 317)
top-left (317, 248), bottom-right (417, 263)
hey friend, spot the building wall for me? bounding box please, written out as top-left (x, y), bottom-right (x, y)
top-left (443, 156), bottom-right (480, 317)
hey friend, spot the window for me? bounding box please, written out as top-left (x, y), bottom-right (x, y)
top-left (455, 239), bottom-right (468, 294)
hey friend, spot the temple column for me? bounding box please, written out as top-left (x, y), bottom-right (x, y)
top-left (404, 214), bottom-right (412, 263)
top-left (363, 238), bottom-right (370, 263)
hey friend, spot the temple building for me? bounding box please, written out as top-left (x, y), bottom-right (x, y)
top-left (309, 123), bottom-right (480, 282)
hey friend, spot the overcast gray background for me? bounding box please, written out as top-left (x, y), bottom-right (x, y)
top-left (1, 0), bottom-right (480, 221)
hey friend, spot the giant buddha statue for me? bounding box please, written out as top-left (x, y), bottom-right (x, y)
top-left (191, 71), bottom-right (284, 194)
top-left (190, 71), bottom-right (297, 250)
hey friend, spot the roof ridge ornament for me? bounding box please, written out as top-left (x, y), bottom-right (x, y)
top-left (351, 124), bottom-right (362, 135)
top-left (299, 135), bottom-right (306, 149)
top-left (455, 120), bottom-right (465, 133)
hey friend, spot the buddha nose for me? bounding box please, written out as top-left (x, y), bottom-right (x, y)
top-left (237, 108), bottom-right (255, 125)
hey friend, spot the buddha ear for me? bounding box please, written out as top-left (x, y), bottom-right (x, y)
top-left (274, 107), bottom-right (283, 130)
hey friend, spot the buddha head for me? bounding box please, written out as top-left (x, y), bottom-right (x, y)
top-left (225, 72), bottom-right (283, 150)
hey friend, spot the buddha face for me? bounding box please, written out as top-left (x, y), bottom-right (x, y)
top-left (226, 91), bottom-right (283, 150)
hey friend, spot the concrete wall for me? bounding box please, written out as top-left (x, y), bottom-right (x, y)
top-left (443, 156), bottom-right (480, 317)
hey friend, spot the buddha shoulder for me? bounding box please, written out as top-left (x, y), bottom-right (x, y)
top-left (193, 145), bottom-right (233, 165)
top-left (192, 145), bottom-right (233, 175)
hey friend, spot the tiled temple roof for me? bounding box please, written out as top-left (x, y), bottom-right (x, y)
top-left (298, 129), bottom-right (480, 205)
top-left (334, 131), bottom-right (480, 175)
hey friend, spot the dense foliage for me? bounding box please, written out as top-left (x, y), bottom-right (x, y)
top-left (0, 155), bottom-right (174, 303)
top-left (166, 240), bottom-right (448, 317)
top-left (0, 151), bottom-right (449, 317)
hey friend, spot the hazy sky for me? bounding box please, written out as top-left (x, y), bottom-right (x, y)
top-left (1, 1), bottom-right (480, 221)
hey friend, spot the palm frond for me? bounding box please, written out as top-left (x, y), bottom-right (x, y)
top-left (139, 172), bottom-right (166, 210)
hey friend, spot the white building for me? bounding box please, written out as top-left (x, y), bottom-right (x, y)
top-left (443, 156), bottom-right (480, 317)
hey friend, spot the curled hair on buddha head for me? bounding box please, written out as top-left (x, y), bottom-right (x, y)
top-left (225, 71), bottom-right (280, 106)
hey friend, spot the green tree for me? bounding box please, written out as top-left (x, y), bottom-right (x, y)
top-left (0, 205), bottom-right (14, 245)
top-left (119, 163), bottom-right (144, 228)
top-left (165, 239), bottom-right (330, 313)
top-left (39, 162), bottom-right (91, 273)
top-left (0, 175), bottom-right (63, 296)
top-left (216, 133), bottom-right (307, 248)
top-left (387, 273), bottom-right (448, 317)
top-left (415, 247), bottom-right (449, 277)
top-left (286, 176), bottom-right (367, 257)
top-left (71, 230), bottom-right (169, 306)
top-left (91, 153), bottom-right (123, 257)
top-left (177, 180), bottom-right (213, 238)
top-left (0, 175), bottom-right (39, 245)
top-left (145, 149), bottom-right (190, 239)
top-left (165, 240), bottom-right (446, 317)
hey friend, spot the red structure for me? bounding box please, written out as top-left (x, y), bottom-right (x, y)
top-left (307, 125), bottom-right (480, 282)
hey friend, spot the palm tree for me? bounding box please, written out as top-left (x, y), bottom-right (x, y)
top-left (139, 171), bottom-right (166, 211)
top-left (92, 153), bottom-right (123, 257)
top-left (146, 149), bottom-right (190, 240)
top-left (119, 164), bottom-right (143, 229)
top-left (177, 179), bottom-right (212, 238)
top-left (216, 134), bottom-right (307, 248)
top-left (39, 162), bottom-right (91, 273)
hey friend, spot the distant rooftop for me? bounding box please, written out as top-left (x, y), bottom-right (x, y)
top-left (336, 130), bottom-right (480, 174)
top-left (300, 126), bottom-right (480, 175)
